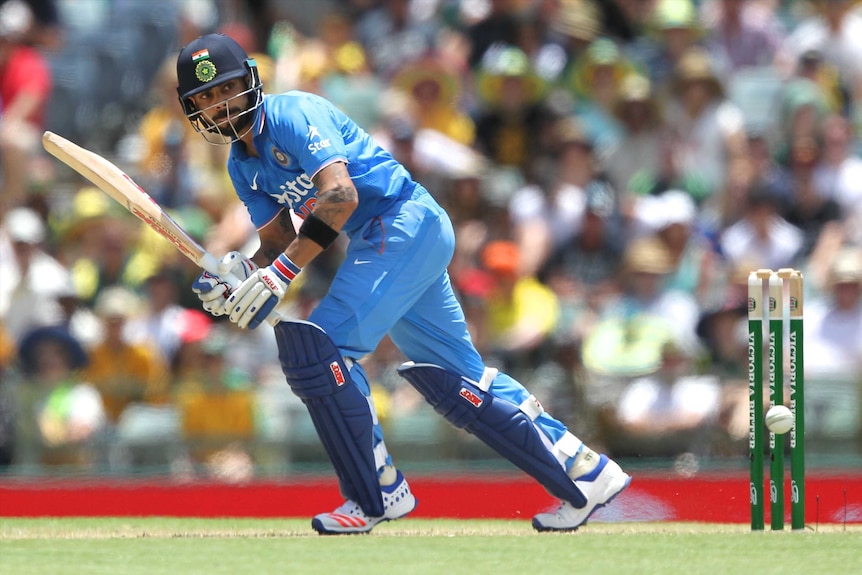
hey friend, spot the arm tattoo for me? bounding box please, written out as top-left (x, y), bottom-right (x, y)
top-left (277, 209), bottom-right (297, 237)
top-left (255, 210), bottom-right (297, 265)
top-left (260, 244), bottom-right (283, 265)
top-left (315, 184), bottom-right (357, 227)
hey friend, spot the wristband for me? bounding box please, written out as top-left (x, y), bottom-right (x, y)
top-left (299, 213), bottom-right (340, 249)
top-left (270, 253), bottom-right (301, 284)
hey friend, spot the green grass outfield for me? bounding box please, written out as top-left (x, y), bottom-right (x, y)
top-left (2, 518), bottom-right (861, 575)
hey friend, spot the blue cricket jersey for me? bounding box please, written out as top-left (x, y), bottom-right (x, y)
top-left (227, 90), bottom-right (487, 382)
top-left (228, 91), bottom-right (417, 236)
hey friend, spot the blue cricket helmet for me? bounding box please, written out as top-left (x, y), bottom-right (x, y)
top-left (176, 33), bottom-right (263, 144)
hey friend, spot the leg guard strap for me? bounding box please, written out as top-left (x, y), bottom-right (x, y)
top-left (397, 362), bottom-right (586, 507)
top-left (275, 320), bottom-right (384, 517)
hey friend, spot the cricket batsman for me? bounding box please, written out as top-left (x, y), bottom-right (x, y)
top-left (177, 33), bottom-right (630, 534)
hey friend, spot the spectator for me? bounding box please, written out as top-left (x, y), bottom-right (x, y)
top-left (391, 54), bottom-right (475, 146)
top-left (540, 180), bottom-right (624, 314)
top-left (82, 287), bottom-right (169, 427)
top-left (174, 325), bottom-right (257, 481)
top-left (0, 0), bottom-right (51, 211)
top-left (602, 335), bottom-right (724, 459)
top-left (803, 245), bottom-right (862, 444)
top-left (783, 0), bottom-right (862, 103)
top-left (0, 322), bottom-right (16, 467)
top-left (775, 68), bottom-right (832, 165)
top-left (792, 48), bottom-right (845, 115)
top-left (701, 0), bottom-right (789, 72)
top-left (719, 183), bottom-right (805, 271)
top-left (781, 134), bottom-right (844, 263)
top-left (813, 114), bottom-right (862, 246)
top-left (581, 235), bottom-right (701, 382)
top-left (805, 246), bottom-right (862, 380)
top-left (604, 73), bottom-right (670, 199)
top-left (544, 0), bottom-right (602, 85)
top-left (695, 261), bottom-right (751, 380)
top-left (479, 240), bottom-right (560, 371)
top-left (0, 207), bottom-right (72, 341)
top-left (285, 12), bottom-right (381, 129)
top-left (566, 37), bottom-right (635, 154)
top-left (634, 189), bottom-right (719, 306)
top-left (509, 117), bottom-right (606, 276)
top-left (354, 0), bottom-right (438, 79)
top-left (473, 45), bottom-right (550, 176)
top-left (629, 0), bottom-right (719, 94)
top-left (51, 186), bottom-right (114, 270)
top-left (463, 0), bottom-right (522, 70)
top-left (373, 97), bottom-right (489, 192)
top-left (14, 325), bottom-right (104, 467)
top-left (126, 269), bottom-right (196, 366)
top-left (0, 0), bottom-right (62, 51)
top-left (540, 182), bottom-right (625, 369)
top-left (447, 170), bottom-right (516, 324)
top-left (70, 215), bottom-right (156, 308)
top-left (664, 46), bottom-right (748, 226)
top-left (745, 128), bottom-right (794, 215)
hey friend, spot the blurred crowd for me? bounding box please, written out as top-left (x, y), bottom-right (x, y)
top-left (1, 0), bottom-right (861, 478)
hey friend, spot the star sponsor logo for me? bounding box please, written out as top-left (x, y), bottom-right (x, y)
top-left (308, 140), bottom-right (332, 153)
top-left (305, 125), bottom-right (331, 152)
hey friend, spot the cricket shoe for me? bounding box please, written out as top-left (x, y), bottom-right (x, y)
top-left (532, 454), bottom-right (631, 532)
top-left (311, 470), bottom-right (417, 535)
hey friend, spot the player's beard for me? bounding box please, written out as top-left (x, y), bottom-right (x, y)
top-left (201, 94), bottom-right (255, 143)
top-left (208, 106), bottom-right (252, 140)
top-left (227, 107), bottom-right (254, 136)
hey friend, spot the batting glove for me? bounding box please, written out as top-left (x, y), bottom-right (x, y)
top-left (192, 251), bottom-right (258, 317)
top-left (227, 254), bottom-right (300, 329)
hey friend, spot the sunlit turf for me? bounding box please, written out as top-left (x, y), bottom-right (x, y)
top-left (1, 518), bottom-right (860, 575)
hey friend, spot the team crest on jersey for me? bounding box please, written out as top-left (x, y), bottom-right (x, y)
top-left (195, 60), bottom-right (217, 83)
top-left (271, 146), bottom-right (291, 166)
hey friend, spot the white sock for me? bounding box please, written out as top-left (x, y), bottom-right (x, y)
top-left (567, 447), bottom-right (600, 480)
top-left (379, 464), bottom-right (397, 487)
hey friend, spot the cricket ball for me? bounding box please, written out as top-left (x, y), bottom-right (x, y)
top-left (765, 405), bottom-right (794, 434)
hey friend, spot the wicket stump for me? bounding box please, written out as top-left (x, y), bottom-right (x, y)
top-left (748, 268), bottom-right (805, 531)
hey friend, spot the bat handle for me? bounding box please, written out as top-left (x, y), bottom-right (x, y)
top-left (200, 253), bottom-right (283, 327)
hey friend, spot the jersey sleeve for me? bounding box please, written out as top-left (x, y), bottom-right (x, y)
top-left (229, 161), bottom-right (283, 230)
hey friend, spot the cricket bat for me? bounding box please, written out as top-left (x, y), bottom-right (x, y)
top-left (42, 130), bottom-right (283, 326)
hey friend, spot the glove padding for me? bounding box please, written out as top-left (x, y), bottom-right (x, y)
top-left (227, 254), bottom-right (300, 329)
top-left (192, 251), bottom-right (258, 317)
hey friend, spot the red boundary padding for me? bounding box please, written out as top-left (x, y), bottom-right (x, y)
top-left (1, 471), bottom-right (860, 523)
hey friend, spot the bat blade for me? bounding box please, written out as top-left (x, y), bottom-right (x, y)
top-left (42, 131), bottom-right (285, 326)
top-left (41, 130), bottom-right (219, 273)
